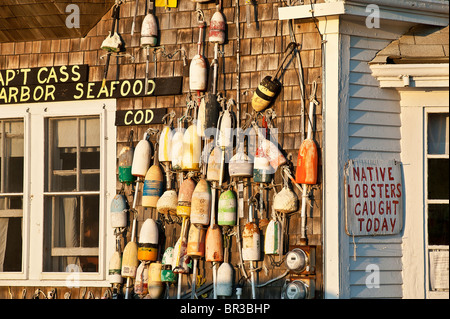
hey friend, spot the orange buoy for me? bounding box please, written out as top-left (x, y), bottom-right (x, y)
top-left (295, 139), bottom-right (318, 185)
top-left (187, 224), bottom-right (206, 258)
top-left (205, 224), bottom-right (224, 262)
top-left (138, 219), bottom-right (159, 262)
top-left (177, 177), bottom-right (196, 218)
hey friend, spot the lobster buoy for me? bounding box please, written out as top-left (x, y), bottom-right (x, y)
top-left (242, 204), bottom-right (261, 261)
top-left (177, 178), bottom-right (196, 218)
top-left (108, 251), bottom-right (123, 285)
top-left (264, 219), bottom-right (281, 255)
top-left (132, 135), bottom-right (152, 178)
top-left (172, 237), bottom-right (190, 274)
top-left (161, 247), bottom-right (176, 283)
top-left (205, 224), bottom-right (224, 262)
top-left (251, 76), bottom-right (281, 112)
top-left (197, 94), bottom-right (220, 138)
top-left (218, 190), bottom-right (237, 226)
top-left (156, 190), bottom-right (178, 216)
top-left (171, 128), bottom-right (184, 171)
top-left (118, 146), bottom-right (135, 184)
top-left (158, 126), bottom-right (173, 163)
top-left (110, 194), bottom-right (128, 229)
top-left (141, 12), bottom-right (158, 47)
top-left (216, 262), bottom-right (234, 297)
top-left (142, 165), bottom-right (164, 208)
top-left (260, 137), bottom-right (287, 171)
top-left (148, 262), bottom-right (164, 299)
top-left (187, 224), bottom-right (206, 258)
top-left (190, 179), bottom-right (212, 226)
top-left (189, 54), bottom-right (208, 92)
top-left (217, 100), bottom-right (235, 149)
top-left (229, 150), bottom-right (253, 178)
top-left (273, 186), bottom-right (298, 214)
top-left (295, 139), bottom-right (318, 185)
top-left (138, 219), bottom-right (159, 262)
top-left (121, 241), bottom-right (139, 279)
top-left (135, 262), bottom-right (149, 295)
top-left (206, 146), bottom-right (223, 182)
top-left (182, 124), bottom-right (201, 171)
top-left (209, 11), bottom-right (226, 44)
top-left (253, 146), bottom-right (273, 183)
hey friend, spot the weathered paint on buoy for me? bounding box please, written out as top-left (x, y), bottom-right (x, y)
top-left (134, 262), bottom-right (149, 295)
top-left (253, 146), bottom-right (273, 183)
top-left (141, 13), bottom-right (158, 47)
top-left (158, 126), bottom-right (173, 163)
top-left (177, 178), bottom-right (196, 218)
top-left (205, 224), bottom-right (224, 262)
top-left (108, 250), bottom-right (123, 285)
top-left (264, 219), bottom-right (281, 255)
top-left (229, 150), bottom-right (253, 178)
top-left (189, 54), bottom-right (208, 92)
top-left (261, 138), bottom-right (287, 171)
top-left (197, 94), bottom-right (220, 137)
top-left (209, 11), bottom-right (226, 44)
top-left (138, 219), bottom-right (159, 262)
top-left (187, 224), bottom-right (206, 258)
top-left (206, 146), bottom-right (223, 182)
top-left (251, 76), bottom-right (281, 112)
top-left (110, 194), bottom-right (128, 229)
top-left (148, 262), bottom-right (164, 299)
top-left (295, 139), bottom-right (318, 185)
top-left (182, 124), bottom-right (201, 171)
top-left (273, 186), bottom-right (298, 214)
top-left (161, 247), bottom-right (176, 283)
top-left (172, 237), bottom-right (190, 274)
top-left (190, 179), bottom-right (212, 226)
top-left (242, 222), bottom-right (261, 261)
top-left (156, 190), bottom-right (178, 215)
top-left (142, 165), bottom-right (164, 208)
top-left (118, 146), bottom-right (135, 184)
top-left (121, 241), bottom-right (139, 278)
top-left (217, 262), bottom-right (234, 297)
top-left (218, 190), bottom-right (237, 226)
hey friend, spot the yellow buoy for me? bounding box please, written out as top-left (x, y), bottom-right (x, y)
top-left (182, 124), bottom-right (202, 171)
top-left (142, 164), bottom-right (164, 208)
top-left (121, 241), bottom-right (139, 279)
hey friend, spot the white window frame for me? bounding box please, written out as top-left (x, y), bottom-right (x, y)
top-left (424, 107), bottom-right (449, 299)
top-left (0, 99), bottom-right (116, 287)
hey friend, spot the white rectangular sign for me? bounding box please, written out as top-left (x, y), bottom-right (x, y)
top-left (345, 159), bottom-right (403, 236)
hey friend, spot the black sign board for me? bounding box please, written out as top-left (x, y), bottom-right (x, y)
top-left (115, 108), bottom-right (168, 126)
top-left (0, 65), bottom-right (183, 105)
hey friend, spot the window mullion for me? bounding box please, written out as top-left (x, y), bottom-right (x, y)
top-left (1, 121), bottom-right (5, 194)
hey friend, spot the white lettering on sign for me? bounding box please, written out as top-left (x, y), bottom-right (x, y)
top-left (345, 159), bottom-right (403, 236)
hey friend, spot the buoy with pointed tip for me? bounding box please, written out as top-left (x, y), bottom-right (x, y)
top-left (264, 217), bottom-right (281, 255)
top-left (197, 94), bottom-right (220, 138)
top-left (141, 11), bottom-right (158, 48)
top-left (171, 128), bottom-right (184, 171)
top-left (110, 194), bottom-right (128, 229)
top-left (218, 190), bottom-right (237, 226)
top-left (190, 179), bottom-right (212, 226)
top-left (131, 134), bottom-right (152, 178)
top-left (206, 146), bottom-right (223, 183)
top-left (182, 124), bottom-right (201, 171)
top-left (156, 189), bottom-right (178, 216)
top-left (158, 126), bottom-right (173, 164)
top-left (108, 250), bottom-right (123, 285)
top-left (209, 11), bottom-right (226, 45)
top-left (138, 219), bottom-right (159, 262)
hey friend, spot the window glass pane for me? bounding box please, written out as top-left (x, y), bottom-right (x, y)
top-left (43, 195), bottom-right (99, 272)
top-left (0, 119), bottom-right (24, 273)
top-left (428, 204), bottom-right (449, 246)
top-left (428, 158), bottom-right (449, 200)
top-left (428, 113), bottom-right (449, 155)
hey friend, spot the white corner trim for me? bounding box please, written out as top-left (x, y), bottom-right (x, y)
top-left (370, 63), bottom-right (449, 88)
top-left (278, 0), bottom-right (449, 26)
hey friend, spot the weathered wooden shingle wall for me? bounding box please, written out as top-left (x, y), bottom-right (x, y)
top-left (0, 0), bottom-right (323, 299)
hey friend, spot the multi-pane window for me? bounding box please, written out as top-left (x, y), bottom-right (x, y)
top-left (0, 119), bottom-right (24, 272)
top-left (43, 116), bottom-right (101, 273)
top-left (426, 112), bottom-right (449, 292)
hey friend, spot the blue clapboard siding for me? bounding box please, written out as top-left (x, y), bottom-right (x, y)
top-left (342, 26), bottom-right (405, 298)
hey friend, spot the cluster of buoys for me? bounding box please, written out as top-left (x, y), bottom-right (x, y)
top-left (108, 0), bottom-right (319, 300)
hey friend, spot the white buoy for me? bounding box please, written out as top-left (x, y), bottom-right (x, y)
top-left (216, 262), bottom-right (234, 297)
top-left (110, 194), bottom-right (128, 229)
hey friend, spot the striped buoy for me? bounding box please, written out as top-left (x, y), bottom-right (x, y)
top-left (138, 219), bottom-right (159, 262)
top-left (177, 178), bottom-right (196, 218)
top-left (110, 194), bottom-right (128, 229)
top-left (118, 146), bottom-right (135, 185)
top-left (141, 12), bottom-right (158, 47)
top-left (218, 190), bottom-right (237, 226)
top-left (158, 126), bottom-right (173, 163)
top-left (251, 76), bottom-right (282, 112)
top-left (108, 251), bottom-right (123, 285)
top-left (142, 164), bottom-right (164, 208)
top-left (182, 124), bottom-right (202, 171)
top-left (264, 219), bottom-right (281, 255)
